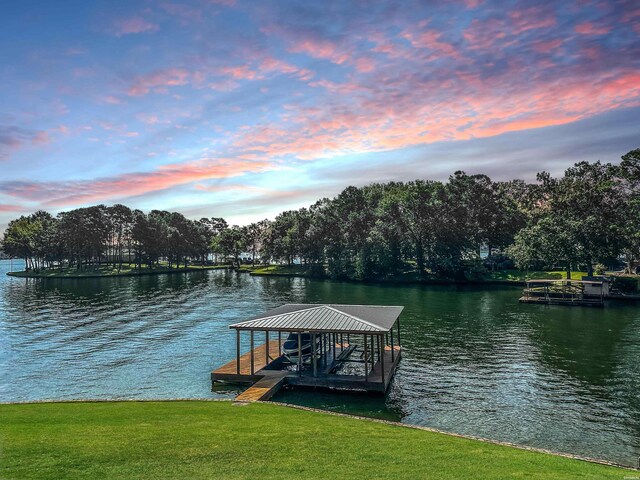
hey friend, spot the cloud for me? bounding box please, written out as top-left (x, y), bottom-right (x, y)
top-left (289, 38), bottom-right (350, 64)
top-left (102, 95), bottom-right (122, 105)
top-left (0, 204), bottom-right (25, 213)
top-left (0, 126), bottom-right (49, 160)
top-left (127, 68), bottom-right (190, 96)
top-left (463, 6), bottom-right (556, 50)
top-left (310, 107), bottom-right (640, 186)
top-left (1, 0), bottom-right (638, 223)
top-left (112, 17), bottom-right (159, 37)
top-left (574, 22), bottom-right (611, 35)
top-left (531, 38), bottom-right (563, 53)
top-left (225, 66), bottom-right (640, 165)
top-left (0, 158), bottom-right (275, 207)
top-left (400, 25), bottom-right (461, 60)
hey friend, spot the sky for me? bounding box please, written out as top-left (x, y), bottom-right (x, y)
top-left (0, 0), bottom-right (639, 229)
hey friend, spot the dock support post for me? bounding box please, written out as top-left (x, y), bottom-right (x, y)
top-left (370, 335), bottom-right (375, 371)
top-left (332, 333), bottom-right (336, 359)
top-left (323, 334), bottom-right (327, 366)
top-left (380, 334), bottom-right (385, 385)
top-left (266, 331), bottom-right (270, 363)
top-left (397, 318), bottom-right (401, 347)
top-left (312, 333), bottom-right (317, 377)
top-left (297, 332), bottom-right (302, 375)
top-left (390, 327), bottom-right (395, 362)
top-left (364, 334), bottom-right (368, 382)
top-left (278, 331), bottom-right (282, 352)
top-left (250, 330), bottom-right (255, 375)
top-left (236, 329), bottom-right (240, 374)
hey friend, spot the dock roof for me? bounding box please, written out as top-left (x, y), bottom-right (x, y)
top-left (229, 304), bottom-right (403, 333)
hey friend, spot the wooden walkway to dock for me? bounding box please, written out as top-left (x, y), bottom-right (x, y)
top-left (235, 371), bottom-right (289, 402)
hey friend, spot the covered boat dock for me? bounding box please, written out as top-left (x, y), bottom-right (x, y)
top-left (211, 304), bottom-right (403, 401)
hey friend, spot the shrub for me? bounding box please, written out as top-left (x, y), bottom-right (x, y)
top-left (611, 275), bottom-right (639, 293)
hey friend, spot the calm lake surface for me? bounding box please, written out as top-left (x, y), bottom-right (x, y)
top-left (1, 259), bottom-right (639, 466)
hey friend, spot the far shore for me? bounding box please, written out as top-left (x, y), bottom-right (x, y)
top-left (6, 264), bottom-right (228, 279)
top-left (6, 263), bottom-right (639, 296)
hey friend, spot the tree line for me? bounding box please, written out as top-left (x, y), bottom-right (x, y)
top-left (2, 149), bottom-right (638, 279)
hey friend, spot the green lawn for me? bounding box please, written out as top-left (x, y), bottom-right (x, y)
top-left (247, 265), bottom-right (593, 283)
top-left (0, 401), bottom-right (629, 479)
top-left (487, 269), bottom-right (589, 282)
top-left (7, 263), bottom-right (227, 278)
top-left (245, 264), bottom-right (308, 275)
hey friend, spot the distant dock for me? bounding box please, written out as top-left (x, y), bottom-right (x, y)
top-left (212, 304), bottom-right (403, 401)
top-left (519, 279), bottom-right (606, 307)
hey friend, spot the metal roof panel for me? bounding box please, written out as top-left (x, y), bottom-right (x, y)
top-left (229, 304), bottom-right (403, 333)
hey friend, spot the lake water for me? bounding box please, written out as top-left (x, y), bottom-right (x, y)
top-left (1, 259), bottom-right (639, 466)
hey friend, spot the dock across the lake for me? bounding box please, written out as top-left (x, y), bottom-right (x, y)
top-left (519, 279), bottom-right (606, 307)
top-left (211, 304), bottom-right (404, 401)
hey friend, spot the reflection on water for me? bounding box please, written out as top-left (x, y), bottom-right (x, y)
top-left (1, 259), bottom-right (639, 466)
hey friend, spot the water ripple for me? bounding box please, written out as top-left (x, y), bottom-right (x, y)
top-left (1, 260), bottom-right (639, 466)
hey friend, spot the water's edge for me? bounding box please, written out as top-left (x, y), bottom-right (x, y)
top-left (1, 398), bottom-right (635, 472)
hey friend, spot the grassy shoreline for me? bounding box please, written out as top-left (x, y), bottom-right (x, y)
top-left (1, 400), bottom-right (632, 479)
top-left (244, 265), bottom-right (595, 284)
top-left (7, 264), bottom-right (228, 279)
top-left (8, 263), bottom-right (640, 292)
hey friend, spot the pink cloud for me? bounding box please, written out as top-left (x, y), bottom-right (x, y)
top-left (354, 57), bottom-right (376, 73)
top-left (258, 56), bottom-right (314, 81)
top-left (226, 69), bottom-right (640, 164)
top-left (102, 95), bottom-right (122, 105)
top-left (508, 7), bottom-right (557, 34)
top-left (220, 65), bottom-right (259, 80)
top-left (532, 38), bottom-right (563, 53)
top-left (308, 79), bottom-right (363, 94)
top-left (112, 17), bottom-right (159, 37)
top-left (127, 68), bottom-right (190, 96)
top-left (289, 38), bottom-right (350, 65)
top-left (401, 27), bottom-right (460, 60)
top-left (136, 113), bottom-right (160, 125)
top-left (32, 131), bottom-right (49, 144)
top-left (464, 8), bottom-right (556, 50)
top-left (1, 158), bottom-right (275, 207)
top-left (574, 22), bottom-right (611, 35)
top-left (0, 204), bottom-right (25, 213)
top-left (0, 126), bottom-right (50, 160)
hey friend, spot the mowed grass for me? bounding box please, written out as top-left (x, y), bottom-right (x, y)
top-left (7, 263), bottom-right (226, 278)
top-left (244, 265), bottom-right (598, 283)
top-left (0, 401), bottom-right (629, 479)
top-left (487, 270), bottom-right (589, 282)
top-left (246, 264), bottom-right (307, 275)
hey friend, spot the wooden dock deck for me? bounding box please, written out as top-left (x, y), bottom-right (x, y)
top-left (519, 296), bottom-right (604, 307)
top-left (212, 341), bottom-right (402, 401)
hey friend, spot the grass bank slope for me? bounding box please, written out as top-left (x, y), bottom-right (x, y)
top-left (0, 401), bottom-right (628, 479)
